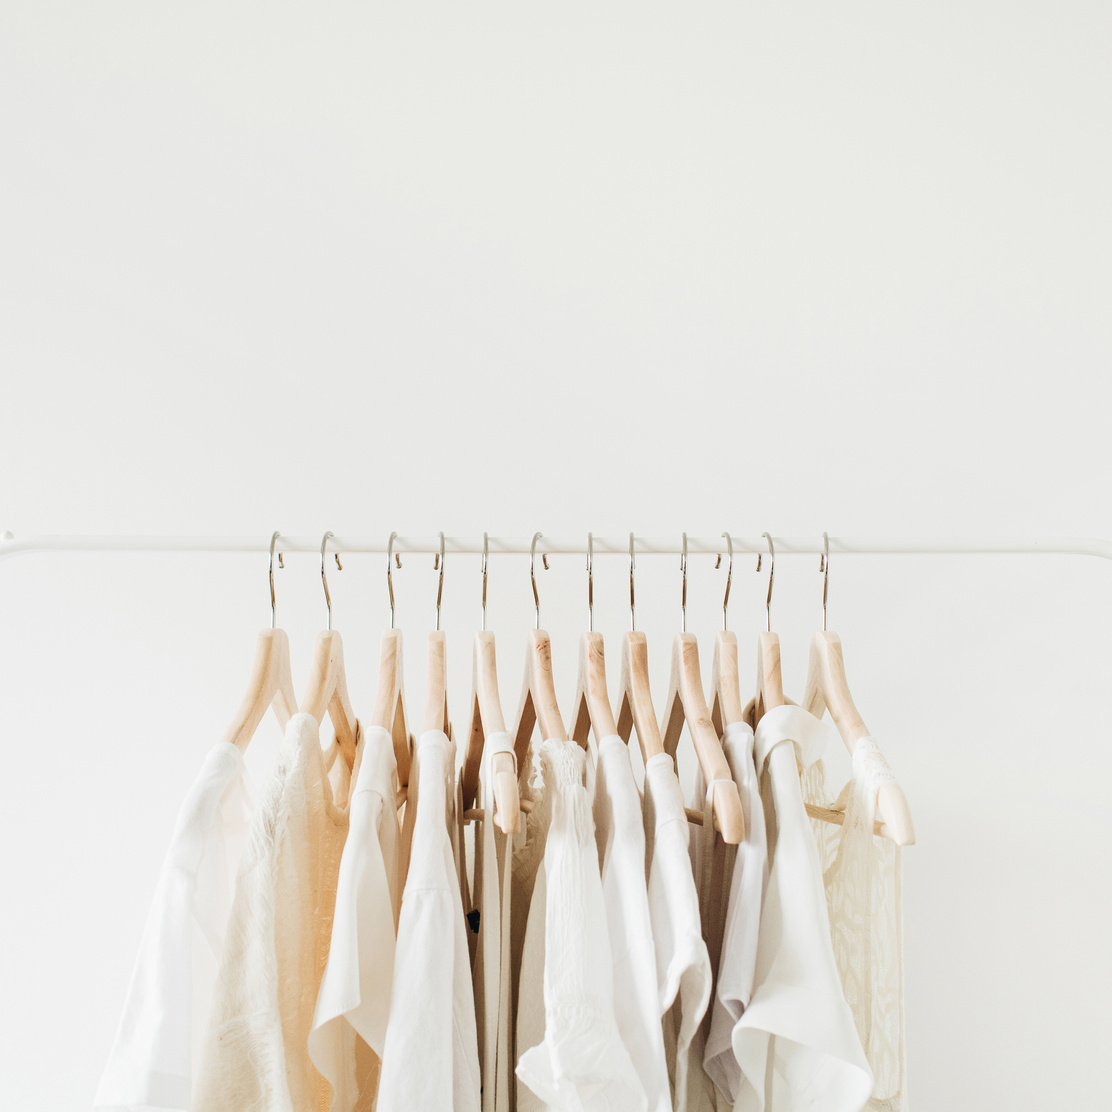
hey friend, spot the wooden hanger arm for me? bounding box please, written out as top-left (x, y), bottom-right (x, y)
top-left (617, 632), bottom-right (664, 760)
top-left (221, 628), bottom-right (298, 751)
top-left (299, 630), bottom-right (358, 769)
top-left (569, 632), bottom-right (617, 745)
top-left (464, 631), bottom-right (520, 832)
top-left (710, 631), bottom-right (744, 734)
top-left (372, 629), bottom-right (411, 788)
top-left (424, 631), bottom-right (449, 734)
top-left (513, 629), bottom-right (566, 767)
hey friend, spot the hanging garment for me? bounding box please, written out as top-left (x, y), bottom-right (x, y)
top-left (728, 703), bottom-right (871, 1112)
top-left (377, 729), bottom-right (482, 1112)
top-left (515, 738), bottom-right (646, 1112)
top-left (701, 719), bottom-right (770, 1104)
top-left (94, 743), bottom-right (255, 1112)
top-left (803, 741), bottom-right (909, 1112)
top-left (472, 733), bottom-right (516, 1112)
top-left (642, 751), bottom-right (712, 1112)
top-left (308, 723), bottom-right (401, 1112)
top-left (193, 713), bottom-right (359, 1112)
top-left (588, 734), bottom-right (671, 1112)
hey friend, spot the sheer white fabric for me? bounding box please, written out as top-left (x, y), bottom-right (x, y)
top-left (803, 739), bottom-right (909, 1112)
top-left (308, 723), bottom-right (401, 1112)
top-left (515, 738), bottom-right (647, 1112)
top-left (193, 713), bottom-right (357, 1112)
top-left (643, 751), bottom-right (711, 1112)
top-left (588, 735), bottom-right (671, 1112)
top-left (377, 730), bottom-right (481, 1112)
top-left (473, 731), bottom-right (515, 1112)
top-left (731, 704), bottom-right (872, 1112)
top-left (95, 743), bottom-right (255, 1112)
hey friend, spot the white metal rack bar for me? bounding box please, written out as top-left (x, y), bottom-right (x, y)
top-left (2, 533), bottom-right (1112, 562)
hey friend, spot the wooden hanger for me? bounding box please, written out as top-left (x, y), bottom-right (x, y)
top-left (462, 535), bottom-right (520, 832)
top-left (568, 535), bottom-right (618, 745)
top-left (370, 532), bottom-right (413, 791)
top-left (222, 532), bottom-right (299, 751)
top-left (801, 537), bottom-right (915, 845)
top-left (754, 533), bottom-right (786, 722)
top-left (616, 536), bottom-right (666, 763)
top-left (512, 533), bottom-right (567, 769)
top-left (299, 532), bottom-right (359, 771)
top-left (709, 534), bottom-right (745, 735)
top-left (659, 535), bottom-right (746, 844)
top-left (424, 536), bottom-right (450, 737)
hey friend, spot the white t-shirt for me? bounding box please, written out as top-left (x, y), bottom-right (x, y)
top-left (377, 729), bottom-right (481, 1112)
top-left (193, 713), bottom-right (358, 1112)
top-left (515, 738), bottom-right (646, 1112)
top-left (589, 735), bottom-right (671, 1112)
top-left (308, 723), bottom-right (401, 1112)
top-left (472, 732), bottom-right (515, 1112)
top-left (642, 751), bottom-right (712, 1112)
top-left (702, 719), bottom-right (770, 1102)
top-left (94, 742), bottom-right (255, 1111)
top-left (731, 704), bottom-right (872, 1112)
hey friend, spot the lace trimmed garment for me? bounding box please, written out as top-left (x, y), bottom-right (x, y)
top-left (588, 735), bottom-right (671, 1112)
top-left (95, 743), bottom-right (255, 1111)
top-left (515, 738), bottom-right (646, 1112)
top-left (473, 731), bottom-right (516, 1112)
top-left (642, 751), bottom-right (712, 1112)
top-left (731, 704), bottom-right (872, 1112)
top-left (193, 713), bottom-right (358, 1112)
top-left (308, 723), bottom-right (401, 1112)
top-left (377, 730), bottom-right (481, 1111)
top-left (803, 739), bottom-right (908, 1112)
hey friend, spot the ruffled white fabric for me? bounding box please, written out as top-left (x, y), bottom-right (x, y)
top-left (731, 704), bottom-right (872, 1112)
top-left (588, 735), bottom-right (671, 1112)
top-left (515, 739), bottom-right (647, 1112)
top-left (643, 751), bottom-right (711, 1112)
top-left (193, 713), bottom-right (357, 1112)
top-left (702, 719), bottom-right (770, 1104)
top-left (308, 723), bottom-right (401, 1111)
top-left (94, 743), bottom-right (255, 1112)
top-left (473, 731), bottom-right (516, 1112)
top-left (805, 738), bottom-right (908, 1112)
top-left (377, 730), bottom-right (481, 1111)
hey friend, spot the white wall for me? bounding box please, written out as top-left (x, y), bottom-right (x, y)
top-left (2, 4), bottom-right (1110, 1109)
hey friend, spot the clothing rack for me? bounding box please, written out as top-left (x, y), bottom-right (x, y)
top-left (3, 533), bottom-right (1112, 562)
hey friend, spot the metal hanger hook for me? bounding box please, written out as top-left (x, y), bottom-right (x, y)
top-left (820, 531), bottom-right (830, 631)
top-left (481, 532), bottom-right (489, 632)
top-left (758, 532), bottom-right (774, 632)
top-left (530, 532), bottom-right (549, 630)
top-left (586, 532), bottom-right (594, 633)
top-left (387, 531), bottom-right (402, 630)
top-left (321, 531), bottom-right (342, 631)
top-left (680, 532), bottom-right (688, 633)
top-left (268, 530), bottom-right (284, 629)
top-left (433, 531), bottom-right (445, 632)
top-left (719, 532), bottom-right (733, 631)
top-left (629, 533), bottom-right (636, 632)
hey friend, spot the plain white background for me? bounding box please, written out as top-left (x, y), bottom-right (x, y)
top-left (2, 3), bottom-right (1110, 1109)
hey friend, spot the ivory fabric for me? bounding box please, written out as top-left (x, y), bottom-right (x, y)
top-left (702, 719), bottom-right (770, 1103)
top-left (472, 731), bottom-right (515, 1112)
top-left (805, 739), bottom-right (909, 1112)
top-left (589, 735), bottom-right (671, 1112)
top-left (730, 704), bottom-right (872, 1112)
top-left (515, 738), bottom-right (646, 1112)
top-left (377, 730), bottom-right (481, 1112)
top-left (193, 713), bottom-right (358, 1112)
top-left (643, 751), bottom-right (712, 1112)
top-left (94, 743), bottom-right (255, 1112)
top-left (308, 723), bottom-right (401, 1112)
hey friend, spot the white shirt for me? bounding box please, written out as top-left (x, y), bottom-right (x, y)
top-left (515, 738), bottom-right (646, 1112)
top-left (377, 730), bottom-right (481, 1112)
top-left (703, 719), bottom-right (770, 1102)
top-left (589, 735), bottom-right (671, 1112)
top-left (731, 704), bottom-right (872, 1112)
top-left (308, 724), bottom-right (401, 1112)
top-left (473, 732), bottom-right (515, 1112)
top-left (194, 713), bottom-right (358, 1112)
top-left (643, 751), bottom-right (712, 1112)
top-left (94, 742), bottom-right (255, 1111)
